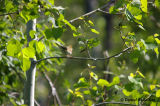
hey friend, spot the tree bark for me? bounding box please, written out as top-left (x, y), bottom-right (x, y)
top-left (24, 19), bottom-right (37, 106)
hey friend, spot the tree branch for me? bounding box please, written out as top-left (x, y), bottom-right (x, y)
top-left (93, 102), bottom-right (136, 106)
top-left (0, 11), bottom-right (19, 17)
top-left (69, 0), bottom-right (115, 23)
top-left (36, 47), bottom-right (132, 64)
top-left (43, 71), bottom-right (62, 106)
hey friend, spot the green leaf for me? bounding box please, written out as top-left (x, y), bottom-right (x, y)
top-left (140, 0), bottom-right (148, 13)
top-left (97, 79), bottom-right (109, 87)
top-left (49, 0), bottom-right (54, 5)
top-left (7, 39), bottom-right (21, 57)
top-left (150, 85), bottom-right (156, 90)
top-left (109, 76), bottom-right (120, 86)
top-left (90, 72), bottom-right (98, 80)
top-left (22, 58), bottom-right (31, 71)
top-left (5, 1), bottom-right (14, 12)
top-left (88, 20), bottom-right (94, 26)
top-left (22, 47), bottom-right (35, 58)
top-left (122, 89), bottom-right (132, 96)
top-left (136, 69), bottom-right (145, 78)
top-left (91, 28), bottom-right (99, 34)
top-left (155, 0), bottom-right (160, 7)
top-left (19, 5), bottom-right (39, 23)
top-left (87, 38), bottom-right (100, 49)
top-left (29, 30), bottom-right (36, 39)
top-left (74, 77), bottom-right (89, 88)
top-left (63, 19), bottom-right (77, 32)
top-left (36, 41), bottom-right (45, 53)
top-left (87, 100), bottom-right (93, 106)
top-left (156, 89), bottom-right (160, 97)
top-left (150, 102), bottom-right (157, 106)
top-left (130, 50), bottom-right (140, 63)
top-left (45, 27), bottom-right (63, 39)
top-left (154, 47), bottom-right (159, 58)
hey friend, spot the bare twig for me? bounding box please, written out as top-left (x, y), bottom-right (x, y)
top-left (0, 11), bottom-right (19, 17)
top-left (69, 0), bottom-right (115, 23)
top-left (43, 71), bottom-right (62, 106)
top-left (93, 102), bottom-right (136, 106)
top-left (37, 36), bottom-right (45, 41)
top-left (97, 9), bottom-right (123, 15)
top-left (34, 99), bottom-right (40, 106)
top-left (36, 47), bottom-right (132, 63)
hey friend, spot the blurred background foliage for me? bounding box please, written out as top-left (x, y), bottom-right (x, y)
top-left (0, 0), bottom-right (160, 105)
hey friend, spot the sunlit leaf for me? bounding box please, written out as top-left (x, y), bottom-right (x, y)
top-left (90, 72), bottom-right (98, 80)
top-left (156, 89), bottom-right (160, 97)
top-left (63, 19), bottom-right (77, 32)
top-left (88, 20), bottom-right (94, 26)
top-left (154, 47), bottom-right (159, 58)
top-left (109, 76), bottom-right (120, 86)
top-left (22, 47), bottom-right (35, 58)
top-left (7, 39), bottom-right (21, 57)
top-left (140, 0), bottom-right (148, 13)
top-left (155, 0), bottom-right (160, 7)
top-left (49, 0), bottom-right (54, 5)
top-left (97, 79), bottom-right (109, 87)
top-left (136, 69), bottom-right (145, 78)
top-left (122, 89), bottom-right (132, 96)
top-left (36, 41), bottom-right (45, 53)
top-left (91, 29), bottom-right (99, 34)
top-left (22, 58), bottom-right (31, 71)
top-left (150, 85), bottom-right (156, 90)
top-left (68, 89), bottom-right (74, 94)
top-left (130, 73), bottom-right (135, 77)
top-left (143, 91), bottom-right (150, 95)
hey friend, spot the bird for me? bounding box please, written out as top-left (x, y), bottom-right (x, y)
top-left (55, 42), bottom-right (72, 56)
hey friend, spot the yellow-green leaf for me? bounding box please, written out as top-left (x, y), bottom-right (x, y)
top-left (88, 20), bottom-right (94, 26)
top-left (154, 47), bottom-right (159, 58)
top-left (7, 39), bottom-right (21, 57)
top-left (130, 73), bottom-right (135, 77)
top-left (90, 72), bottom-right (98, 80)
top-left (155, 38), bottom-right (160, 44)
top-left (141, 0), bottom-right (147, 13)
top-left (154, 33), bottom-right (159, 37)
top-left (156, 89), bottom-right (160, 97)
top-left (143, 91), bottom-right (150, 95)
top-left (97, 79), bottom-right (109, 87)
top-left (22, 47), bottom-right (35, 58)
top-left (63, 19), bottom-right (77, 32)
top-left (150, 85), bottom-right (156, 90)
top-left (22, 58), bottom-right (31, 71)
top-left (109, 76), bottom-right (120, 86)
top-left (122, 89), bottom-right (132, 96)
top-left (155, 0), bottom-right (160, 7)
top-left (68, 89), bottom-right (74, 94)
top-left (91, 28), bottom-right (99, 34)
top-left (136, 69), bottom-right (145, 78)
top-left (36, 41), bottom-right (45, 53)
top-left (87, 100), bottom-right (93, 106)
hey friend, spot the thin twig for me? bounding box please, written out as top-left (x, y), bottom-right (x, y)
top-left (69, 0), bottom-right (115, 23)
top-left (34, 99), bottom-right (40, 106)
top-left (36, 47), bottom-right (132, 63)
top-left (37, 36), bottom-right (45, 41)
top-left (97, 9), bottom-right (123, 15)
top-left (43, 71), bottom-right (62, 106)
top-left (0, 11), bottom-right (19, 17)
top-left (94, 102), bottom-right (137, 106)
